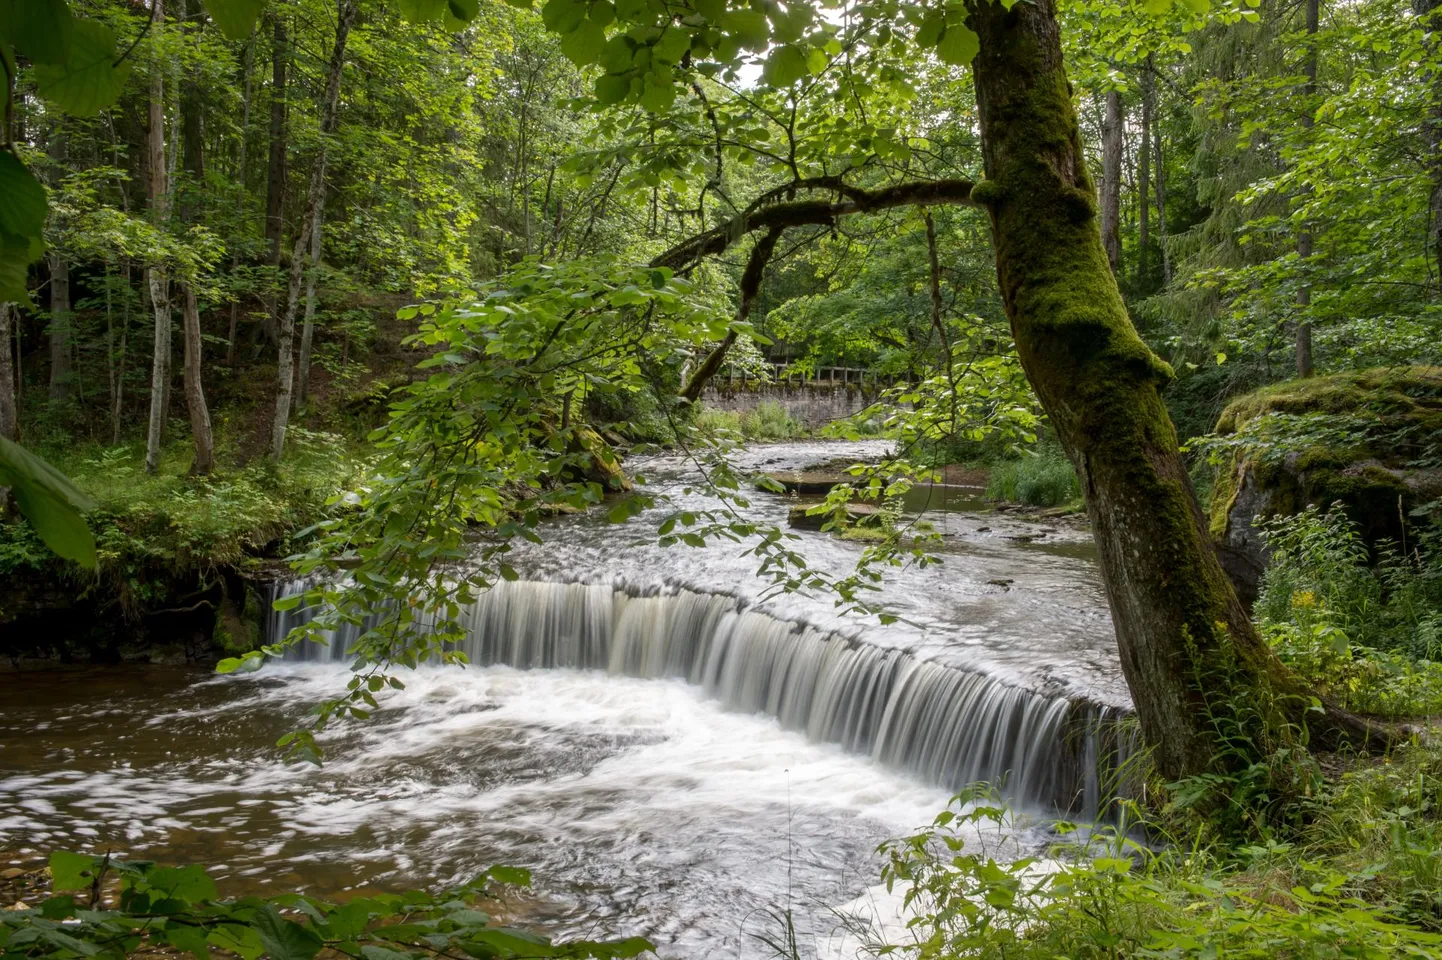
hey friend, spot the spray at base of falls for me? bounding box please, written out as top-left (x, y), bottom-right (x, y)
top-left (271, 578), bottom-right (1135, 817)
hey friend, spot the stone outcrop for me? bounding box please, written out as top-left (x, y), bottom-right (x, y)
top-left (1209, 366), bottom-right (1442, 602)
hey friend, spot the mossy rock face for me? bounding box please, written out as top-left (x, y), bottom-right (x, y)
top-left (1210, 366), bottom-right (1442, 601)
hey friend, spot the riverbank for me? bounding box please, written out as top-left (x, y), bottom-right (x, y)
top-left (0, 428), bottom-right (369, 667)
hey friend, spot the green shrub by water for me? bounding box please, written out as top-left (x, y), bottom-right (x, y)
top-left (695, 401), bottom-right (808, 440)
top-left (985, 449), bottom-right (1081, 507)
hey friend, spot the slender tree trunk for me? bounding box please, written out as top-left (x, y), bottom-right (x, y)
top-left (1138, 65), bottom-right (1152, 289)
top-left (1295, 0), bottom-right (1318, 377)
top-left (1154, 123), bottom-right (1170, 283)
top-left (114, 262), bottom-right (132, 444)
top-left (180, 284), bottom-right (214, 474)
top-left (145, 0), bottom-right (172, 475)
top-left (924, 210), bottom-right (953, 367)
top-left (0, 303), bottom-right (17, 441)
top-left (262, 13), bottom-right (289, 345)
top-left (294, 192), bottom-right (325, 411)
top-left (47, 255), bottom-right (73, 403)
top-left (1423, 0), bottom-right (1442, 292)
top-left (1100, 88), bottom-right (1123, 275)
top-left (963, 0), bottom-right (1389, 782)
top-left (228, 31), bottom-right (256, 367)
top-left (272, 0), bottom-right (355, 459)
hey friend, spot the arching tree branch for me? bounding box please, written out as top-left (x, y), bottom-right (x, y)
top-left (651, 177), bottom-right (976, 271)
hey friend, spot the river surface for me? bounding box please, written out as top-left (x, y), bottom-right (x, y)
top-left (0, 441), bottom-right (1123, 959)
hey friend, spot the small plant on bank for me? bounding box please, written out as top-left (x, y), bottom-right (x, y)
top-left (985, 447), bottom-right (1081, 507)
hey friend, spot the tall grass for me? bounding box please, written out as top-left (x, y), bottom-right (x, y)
top-left (695, 401), bottom-right (808, 440)
top-left (985, 448), bottom-right (1080, 507)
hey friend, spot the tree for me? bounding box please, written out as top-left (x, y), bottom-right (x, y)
top-left (1101, 87), bottom-right (1123, 274)
top-left (144, 0), bottom-right (173, 476)
top-left (271, 0), bottom-right (355, 459)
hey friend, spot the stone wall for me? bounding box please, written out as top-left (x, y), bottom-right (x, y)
top-left (699, 379), bottom-right (881, 429)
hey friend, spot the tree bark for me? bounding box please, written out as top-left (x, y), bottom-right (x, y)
top-left (228, 30), bottom-right (256, 368)
top-left (294, 191), bottom-right (325, 411)
top-left (678, 230), bottom-right (781, 403)
top-left (264, 13), bottom-right (289, 268)
top-left (1295, 0), bottom-right (1318, 377)
top-left (145, 0), bottom-right (172, 475)
top-left (0, 303), bottom-right (17, 442)
top-left (1138, 64), bottom-right (1152, 289)
top-left (924, 210), bottom-right (953, 366)
top-left (271, 0), bottom-right (355, 459)
top-left (1100, 88), bottom-right (1123, 275)
top-left (180, 284), bottom-right (214, 474)
top-left (963, 0), bottom-right (1390, 782)
top-left (47, 255), bottom-right (72, 403)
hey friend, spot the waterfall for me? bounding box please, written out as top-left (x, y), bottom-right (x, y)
top-left (269, 578), bottom-right (1134, 816)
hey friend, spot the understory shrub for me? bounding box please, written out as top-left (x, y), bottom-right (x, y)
top-left (1255, 503), bottom-right (1442, 716)
top-left (985, 448), bottom-right (1081, 507)
top-left (695, 401), bottom-right (808, 440)
top-left (860, 768), bottom-right (1442, 960)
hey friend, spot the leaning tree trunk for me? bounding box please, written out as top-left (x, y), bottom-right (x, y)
top-left (271, 0), bottom-right (354, 459)
top-left (964, 0), bottom-right (1389, 782)
top-left (180, 283), bottom-right (214, 474)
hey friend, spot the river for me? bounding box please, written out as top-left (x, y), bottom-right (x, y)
top-left (0, 441), bottom-right (1126, 958)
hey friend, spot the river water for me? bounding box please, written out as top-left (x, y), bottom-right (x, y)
top-left (0, 441), bottom-right (1125, 958)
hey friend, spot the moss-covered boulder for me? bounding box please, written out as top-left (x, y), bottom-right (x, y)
top-left (1209, 366), bottom-right (1442, 600)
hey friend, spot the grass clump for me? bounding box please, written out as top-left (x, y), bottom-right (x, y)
top-left (985, 447), bottom-right (1081, 507)
top-left (696, 401), bottom-right (809, 440)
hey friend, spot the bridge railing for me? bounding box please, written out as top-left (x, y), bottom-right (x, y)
top-left (716, 364), bottom-right (894, 388)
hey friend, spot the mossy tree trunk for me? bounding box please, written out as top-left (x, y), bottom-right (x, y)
top-left (964, 0), bottom-right (1388, 781)
top-left (1419, 0), bottom-right (1442, 291)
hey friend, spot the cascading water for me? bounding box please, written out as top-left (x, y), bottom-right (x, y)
top-left (272, 578), bottom-right (1134, 816)
top-left (2, 441), bottom-right (1136, 958)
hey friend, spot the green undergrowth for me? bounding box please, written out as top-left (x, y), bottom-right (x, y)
top-left (985, 447), bottom-right (1082, 507)
top-left (868, 754), bottom-right (1442, 960)
top-left (1255, 502), bottom-right (1442, 717)
top-left (695, 400), bottom-right (810, 440)
top-left (0, 424), bottom-right (370, 605)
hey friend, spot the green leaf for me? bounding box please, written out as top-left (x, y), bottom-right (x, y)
top-left (0, 153), bottom-right (47, 251)
top-left (0, 436), bottom-right (97, 567)
top-left (5, 0), bottom-right (74, 65)
top-left (761, 44), bottom-right (809, 87)
top-left (935, 23), bottom-right (978, 66)
top-left (251, 906), bottom-right (323, 960)
top-left (396, 0), bottom-right (447, 20)
top-left (560, 19), bottom-right (606, 65)
top-left (1142, 0), bottom-right (1172, 12)
top-left (594, 72), bottom-right (632, 104)
top-left (146, 865), bottom-right (218, 903)
top-left (164, 920), bottom-right (213, 960)
top-left (0, 231), bottom-right (37, 303)
top-left (32, 18), bottom-right (131, 116)
top-left (541, 0), bottom-right (586, 32)
top-left (914, 9), bottom-right (944, 46)
top-left (639, 73), bottom-right (675, 112)
top-left (204, 0), bottom-right (265, 40)
top-left (49, 852), bottom-right (99, 892)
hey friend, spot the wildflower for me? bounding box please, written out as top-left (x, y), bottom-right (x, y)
top-left (1291, 590), bottom-right (1318, 609)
